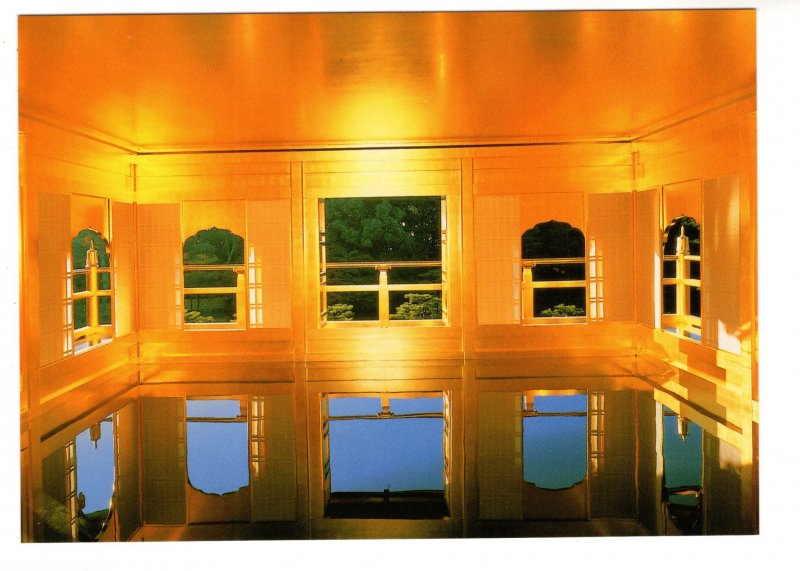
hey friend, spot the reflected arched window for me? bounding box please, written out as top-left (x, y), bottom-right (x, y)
top-left (186, 399), bottom-right (249, 495)
top-left (75, 417), bottom-right (116, 541)
top-left (521, 221), bottom-right (586, 323)
top-left (183, 228), bottom-right (245, 327)
top-left (662, 216), bottom-right (701, 341)
top-left (522, 392), bottom-right (588, 489)
top-left (71, 229), bottom-right (113, 353)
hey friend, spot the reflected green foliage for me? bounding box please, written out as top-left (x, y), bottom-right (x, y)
top-left (522, 220), bottom-right (584, 259)
top-left (327, 303), bottom-right (355, 321)
top-left (72, 229), bottom-right (110, 269)
top-left (183, 227), bottom-right (244, 265)
top-left (391, 293), bottom-right (442, 320)
top-left (539, 304), bottom-right (583, 318)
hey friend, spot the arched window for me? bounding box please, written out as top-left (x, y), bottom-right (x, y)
top-left (662, 216), bottom-right (701, 341)
top-left (521, 221), bottom-right (586, 323)
top-left (182, 228), bottom-right (246, 328)
top-left (71, 228), bottom-right (113, 353)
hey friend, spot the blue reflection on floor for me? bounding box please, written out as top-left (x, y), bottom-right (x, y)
top-left (329, 417), bottom-right (444, 492)
top-left (75, 419), bottom-right (115, 514)
top-left (663, 412), bottom-right (702, 489)
top-left (186, 399), bottom-right (241, 418)
top-left (186, 421), bottom-right (249, 494)
top-left (328, 397), bottom-right (381, 416)
top-left (523, 416), bottom-right (587, 489)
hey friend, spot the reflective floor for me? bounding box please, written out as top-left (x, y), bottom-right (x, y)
top-left (21, 361), bottom-right (757, 541)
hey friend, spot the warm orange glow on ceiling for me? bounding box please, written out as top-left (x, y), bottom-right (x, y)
top-left (18, 11), bottom-right (755, 151)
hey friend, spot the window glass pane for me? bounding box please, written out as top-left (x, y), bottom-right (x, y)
top-left (184, 269), bottom-right (238, 288)
top-left (328, 417), bottom-right (444, 492)
top-left (186, 399), bottom-right (242, 419)
top-left (184, 294), bottom-right (237, 323)
top-left (329, 397), bottom-right (382, 416)
top-left (390, 396), bottom-right (444, 414)
top-left (663, 285), bottom-right (677, 314)
top-left (186, 421), bottom-right (249, 494)
top-left (523, 415), bottom-right (587, 489)
top-left (689, 260), bottom-right (701, 280)
top-left (324, 197), bottom-right (442, 263)
top-left (75, 419), bottom-right (115, 541)
top-left (327, 267), bottom-right (378, 286)
top-left (326, 292), bottom-right (378, 321)
top-left (72, 229), bottom-right (110, 270)
top-left (533, 288), bottom-right (586, 317)
top-left (74, 298), bottom-right (88, 329)
top-left (389, 266), bottom-right (442, 284)
top-left (390, 292), bottom-right (442, 320)
top-left (522, 221), bottom-right (585, 259)
top-left (98, 271), bottom-right (111, 291)
top-left (99, 296), bottom-right (112, 326)
top-left (689, 287), bottom-right (701, 317)
top-left (183, 228), bottom-right (244, 265)
top-left (533, 262), bottom-right (585, 282)
top-left (663, 260), bottom-right (677, 279)
top-left (73, 273), bottom-right (87, 293)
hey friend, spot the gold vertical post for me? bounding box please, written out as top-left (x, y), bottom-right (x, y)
top-left (377, 264), bottom-right (390, 326)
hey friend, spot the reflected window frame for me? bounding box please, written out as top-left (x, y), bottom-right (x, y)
top-left (521, 390), bottom-right (589, 490)
top-left (321, 391), bottom-right (451, 519)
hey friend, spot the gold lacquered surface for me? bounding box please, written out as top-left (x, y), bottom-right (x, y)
top-left (20, 359), bottom-right (756, 541)
top-left (18, 11), bottom-right (755, 150)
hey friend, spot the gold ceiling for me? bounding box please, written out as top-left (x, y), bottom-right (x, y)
top-left (18, 11), bottom-right (755, 151)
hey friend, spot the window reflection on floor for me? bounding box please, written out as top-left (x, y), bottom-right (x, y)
top-left (663, 408), bottom-right (703, 535)
top-left (324, 394), bottom-right (447, 518)
top-left (523, 393), bottom-right (588, 490)
top-left (185, 398), bottom-right (249, 495)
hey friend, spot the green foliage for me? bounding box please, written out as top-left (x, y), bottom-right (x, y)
top-left (72, 229), bottom-right (109, 269)
top-left (185, 309), bottom-right (216, 323)
top-left (325, 197), bottom-right (441, 262)
top-left (539, 304), bottom-right (584, 317)
top-left (391, 293), bottom-right (442, 320)
top-left (326, 303), bottom-right (355, 321)
top-left (184, 227), bottom-right (244, 265)
top-left (522, 220), bottom-right (585, 259)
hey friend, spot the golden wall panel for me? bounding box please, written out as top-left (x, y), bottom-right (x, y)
top-left (477, 392), bottom-right (522, 520)
top-left (473, 166), bottom-right (630, 196)
top-left (251, 394), bottom-right (297, 521)
top-left (587, 192), bottom-right (635, 322)
top-left (473, 195), bottom-right (519, 325)
top-left (37, 192), bottom-right (70, 366)
top-left (663, 179), bottom-right (701, 224)
top-left (634, 189), bottom-right (660, 328)
top-left (182, 199), bottom-right (246, 241)
top-left (702, 176), bottom-right (742, 355)
top-left (112, 201), bottom-right (135, 338)
top-left (303, 157), bottom-right (461, 174)
top-left (137, 204), bottom-right (182, 330)
top-left (247, 200), bottom-right (292, 329)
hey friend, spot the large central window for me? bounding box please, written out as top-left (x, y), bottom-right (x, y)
top-left (318, 197), bottom-right (447, 326)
